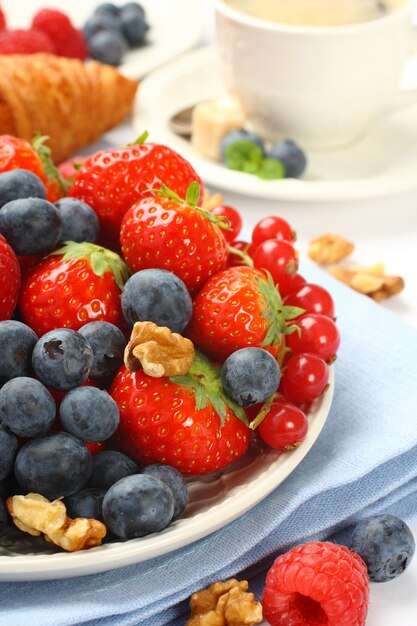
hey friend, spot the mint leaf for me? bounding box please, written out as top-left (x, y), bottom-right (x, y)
top-left (256, 158), bottom-right (286, 180)
top-left (224, 139), bottom-right (263, 173)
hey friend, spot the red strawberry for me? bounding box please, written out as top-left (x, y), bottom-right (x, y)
top-left (32, 9), bottom-right (88, 60)
top-left (0, 234), bottom-right (20, 320)
top-left (69, 134), bottom-right (204, 250)
top-left (186, 267), bottom-right (304, 363)
top-left (0, 134), bottom-right (66, 202)
top-left (19, 242), bottom-right (129, 336)
top-left (110, 352), bottom-right (250, 476)
top-left (57, 154), bottom-right (88, 181)
top-left (120, 184), bottom-right (228, 293)
top-left (0, 28), bottom-right (55, 54)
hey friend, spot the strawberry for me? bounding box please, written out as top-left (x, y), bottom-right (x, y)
top-left (69, 133), bottom-right (204, 250)
top-left (0, 234), bottom-right (21, 320)
top-left (120, 183), bottom-right (228, 293)
top-left (186, 267), bottom-right (304, 363)
top-left (110, 352), bottom-right (250, 476)
top-left (19, 242), bottom-right (129, 336)
top-left (0, 134), bottom-right (67, 202)
top-left (57, 154), bottom-right (88, 182)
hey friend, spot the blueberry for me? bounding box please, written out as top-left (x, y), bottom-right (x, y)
top-left (0, 497), bottom-right (8, 531)
top-left (60, 387), bottom-right (119, 443)
top-left (268, 140), bottom-right (307, 178)
top-left (88, 30), bottom-right (128, 66)
top-left (0, 377), bottom-right (55, 438)
top-left (54, 198), bottom-right (99, 244)
top-left (121, 269), bottom-right (192, 333)
top-left (93, 2), bottom-right (120, 16)
top-left (88, 450), bottom-right (139, 490)
top-left (32, 329), bottom-right (94, 391)
top-left (0, 198), bottom-right (62, 255)
top-left (120, 2), bottom-right (146, 18)
top-left (221, 347), bottom-right (280, 407)
top-left (120, 9), bottom-right (148, 47)
top-left (64, 487), bottom-right (106, 521)
top-left (102, 474), bottom-right (175, 539)
top-left (350, 514), bottom-right (415, 582)
top-left (220, 129), bottom-right (265, 161)
top-left (0, 170), bottom-right (46, 209)
top-left (14, 432), bottom-right (92, 500)
top-left (142, 464), bottom-right (188, 519)
top-left (0, 426), bottom-right (17, 481)
top-left (83, 12), bottom-right (123, 41)
top-left (78, 321), bottom-right (126, 381)
top-left (0, 321), bottom-right (38, 387)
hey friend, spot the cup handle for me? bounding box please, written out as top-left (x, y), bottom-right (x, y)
top-left (388, 24), bottom-right (417, 112)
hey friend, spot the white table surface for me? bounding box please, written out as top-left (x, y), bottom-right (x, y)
top-left (197, 2), bottom-right (417, 624)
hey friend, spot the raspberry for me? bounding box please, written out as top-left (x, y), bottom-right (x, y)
top-left (32, 9), bottom-right (87, 60)
top-left (0, 29), bottom-right (55, 54)
top-left (262, 542), bottom-right (369, 626)
top-left (0, 5), bottom-right (6, 31)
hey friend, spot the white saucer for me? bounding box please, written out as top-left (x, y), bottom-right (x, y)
top-left (134, 46), bottom-right (417, 202)
top-left (2, 0), bottom-right (206, 79)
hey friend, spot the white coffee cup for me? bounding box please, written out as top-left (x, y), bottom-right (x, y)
top-left (215, 0), bottom-right (417, 149)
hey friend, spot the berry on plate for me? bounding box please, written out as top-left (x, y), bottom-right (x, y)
top-left (0, 169), bottom-right (46, 209)
top-left (186, 267), bottom-right (304, 363)
top-left (19, 241), bottom-right (129, 336)
top-left (0, 377), bottom-right (56, 438)
top-left (54, 197), bottom-right (100, 244)
top-left (285, 313), bottom-right (341, 362)
top-left (0, 234), bottom-right (20, 320)
top-left (32, 9), bottom-right (88, 60)
top-left (0, 29), bottom-right (55, 55)
top-left (350, 514), bottom-right (415, 582)
top-left (111, 352), bottom-right (250, 475)
top-left (64, 487), bottom-right (106, 522)
top-left (0, 320), bottom-right (37, 385)
top-left (120, 183), bottom-right (228, 293)
top-left (78, 321), bottom-right (126, 382)
top-left (142, 464), bottom-right (188, 519)
top-left (69, 134), bottom-right (204, 249)
top-left (280, 353), bottom-right (329, 404)
top-left (87, 450), bottom-right (139, 490)
top-left (0, 426), bottom-right (17, 481)
top-left (221, 347), bottom-right (280, 407)
top-left (256, 400), bottom-right (308, 451)
top-left (252, 215), bottom-right (296, 247)
top-left (262, 541), bottom-right (369, 626)
top-left (59, 386), bottom-right (120, 443)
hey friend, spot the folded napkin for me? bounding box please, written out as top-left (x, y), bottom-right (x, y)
top-left (1, 262), bottom-right (417, 626)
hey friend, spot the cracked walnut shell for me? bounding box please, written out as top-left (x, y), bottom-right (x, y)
top-left (6, 493), bottom-right (106, 552)
top-left (124, 321), bottom-right (195, 377)
top-left (186, 579), bottom-right (263, 626)
top-left (328, 264), bottom-right (405, 301)
top-left (308, 233), bottom-right (354, 264)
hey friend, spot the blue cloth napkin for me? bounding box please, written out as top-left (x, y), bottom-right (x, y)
top-left (1, 262), bottom-right (417, 626)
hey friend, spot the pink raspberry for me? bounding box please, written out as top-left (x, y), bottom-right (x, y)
top-left (0, 29), bottom-right (55, 54)
top-left (32, 9), bottom-right (87, 60)
top-left (262, 541), bottom-right (369, 626)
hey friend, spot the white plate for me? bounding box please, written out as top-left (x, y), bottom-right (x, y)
top-left (1, 0), bottom-right (206, 79)
top-left (133, 45), bottom-right (417, 201)
top-left (0, 369), bottom-right (334, 581)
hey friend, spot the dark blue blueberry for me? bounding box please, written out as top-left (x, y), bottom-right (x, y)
top-left (88, 30), bottom-right (128, 66)
top-left (93, 2), bottom-right (120, 16)
top-left (32, 329), bottom-right (94, 391)
top-left (268, 140), bottom-right (307, 178)
top-left (0, 426), bottom-right (17, 481)
top-left (120, 9), bottom-right (148, 47)
top-left (121, 269), bottom-right (192, 333)
top-left (0, 377), bottom-right (55, 438)
top-left (14, 432), bottom-right (92, 500)
top-left (78, 321), bottom-right (126, 381)
top-left (83, 12), bottom-right (123, 41)
top-left (64, 487), bottom-right (106, 521)
top-left (0, 321), bottom-right (38, 387)
top-left (121, 2), bottom-right (145, 18)
top-left (0, 497), bottom-right (8, 531)
top-left (220, 129), bottom-right (265, 162)
top-left (142, 464), bottom-right (188, 519)
top-left (350, 514), bottom-right (415, 582)
top-left (88, 450), bottom-right (139, 490)
top-left (54, 197), bottom-right (100, 244)
top-left (60, 387), bottom-right (119, 443)
top-left (0, 170), bottom-right (46, 209)
top-left (221, 347), bottom-right (280, 407)
top-left (102, 474), bottom-right (175, 539)
top-left (0, 198), bottom-right (62, 255)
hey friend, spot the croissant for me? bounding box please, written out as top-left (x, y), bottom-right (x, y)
top-left (0, 53), bottom-right (138, 163)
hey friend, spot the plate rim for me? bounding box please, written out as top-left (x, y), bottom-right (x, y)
top-left (0, 368), bottom-right (334, 581)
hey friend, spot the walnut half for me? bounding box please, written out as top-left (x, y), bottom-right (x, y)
top-left (186, 579), bottom-right (263, 626)
top-left (328, 264), bottom-right (405, 301)
top-left (6, 493), bottom-right (106, 552)
top-left (124, 321), bottom-right (195, 377)
top-left (308, 233), bottom-right (354, 264)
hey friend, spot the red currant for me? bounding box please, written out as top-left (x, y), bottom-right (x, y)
top-left (227, 240), bottom-right (254, 267)
top-left (286, 314), bottom-right (340, 362)
top-left (211, 205), bottom-right (243, 243)
top-left (253, 239), bottom-right (299, 288)
top-left (252, 216), bottom-right (296, 247)
top-left (85, 441), bottom-right (108, 455)
top-left (279, 272), bottom-right (306, 297)
top-left (281, 353), bottom-right (329, 404)
top-left (284, 283), bottom-right (335, 318)
top-left (258, 402), bottom-right (308, 451)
